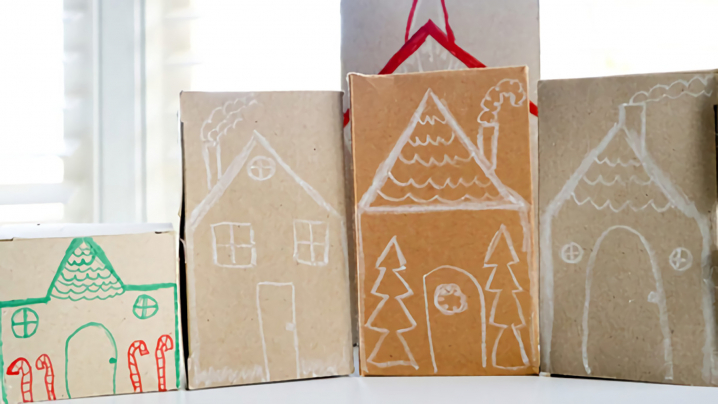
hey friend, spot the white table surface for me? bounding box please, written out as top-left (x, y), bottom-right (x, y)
top-left (68, 374), bottom-right (718, 404)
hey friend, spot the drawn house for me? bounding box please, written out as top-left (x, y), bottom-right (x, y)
top-left (357, 85), bottom-right (535, 375)
top-left (541, 76), bottom-right (715, 383)
top-left (0, 237), bottom-right (180, 403)
top-left (185, 129), bottom-right (350, 386)
top-left (342, 0), bottom-right (538, 128)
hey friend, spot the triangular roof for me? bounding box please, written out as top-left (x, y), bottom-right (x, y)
top-left (343, 1), bottom-right (538, 127)
top-left (48, 237), bottom-right (125, 301)
top-left (358, 88), bottom-right (528, 214)
top-left (189, 130), bottom-right (341, 233)
top-left (544, 103), bottom-right (699, 218)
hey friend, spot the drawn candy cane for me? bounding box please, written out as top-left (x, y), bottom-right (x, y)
top-left (7, 357), bottom-right (33, 403)
top-left (35, 354), bottom-right (56, 401)
top-left (155, 335), bottom-right (174, 391)
top-left (128, 340), bottom-right (149, 392)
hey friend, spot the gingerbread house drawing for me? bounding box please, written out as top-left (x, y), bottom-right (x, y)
top-left (185, 129), bottom-right (351, 386)
top-left (0, 237), bottom-right (179, 403)
top-left (541, 76), bottom-right (716, 383)
top-left (357, 84), bottom-right (535, 375)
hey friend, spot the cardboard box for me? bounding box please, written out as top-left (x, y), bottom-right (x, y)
top-left (538, 71), bottom-right (718, 385)
top-left (341, 0), bottom-right (540, 343)
top-left (0, 224), bottom-right (182, 403)
top-left (350, 67), bottom-right (538, 376)
top-left (180, 91), bottom-right (354, 389)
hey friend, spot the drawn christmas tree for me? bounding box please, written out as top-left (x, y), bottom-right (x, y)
top-left (484, 225), bottom-right (528, 369)
top-left (50, 237), bottom-right (125, 300)
top-left (365, 236), bottom-right (418, 369)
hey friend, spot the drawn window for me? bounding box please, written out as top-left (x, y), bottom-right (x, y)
top-left (293, 220), bottom-right (329, 266)
top-left (11, 308), bottom-right (39, 339)
top-left (212, 222), bottom-right (256, 268)
top-left (132, 294), bottom-right (159, 320)
top-left (669, 247), bottom-right (692, 272)
top-left (561, 242), bottom-right (583, 264)
top-left (247, 156), bottom-right (276, 181)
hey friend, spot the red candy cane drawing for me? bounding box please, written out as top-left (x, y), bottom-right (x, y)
top-left (35, 354), bottom-right (56, 401)
top-left (7, 357), bottom-right (33, 403)
top-left (127, 340), bottom-right (149, 392)
top-left (155, 335), bottom-right (174, 391)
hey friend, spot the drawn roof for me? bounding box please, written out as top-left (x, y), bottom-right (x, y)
top-left (546, 75), bottom-right (715, 217)
top-left (343, 0), bottom-right (538, 127)
top-left (189, 130), bottom-right (341, 233)
top-left (358, 88), bottom-right (528, 214)
top-left (49, 237), bottom-right (125, 301)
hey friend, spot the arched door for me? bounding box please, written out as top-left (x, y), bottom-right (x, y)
top-left (582, 225), bottom-right (673, 381)
top-left (423, 265), bottom-right (486, 374)
top-left (65, 322), bottom-right (117, 398)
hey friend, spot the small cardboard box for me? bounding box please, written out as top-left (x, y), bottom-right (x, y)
top-left (341, 0), bottom-right (540, 342)
top-left (538, 71), bottom-right (718, 385)
top-left (350, 67), bottom-right (538, 376)
top-left (0, 224), bottom-right (182, 403)
top-left (180, 91), bottom-right (354, 389)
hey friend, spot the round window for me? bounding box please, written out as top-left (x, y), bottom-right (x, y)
top-left (560, 242), bottom-right (583, 264)
top-left (247, 156), bottom-right (276, 181)
top-left (434, 283), bottom-right (468, 316)
top-left (11, 308), bottom-right (39, 339)
top-left (133, 295), bottom-right (159, 320)
top-left (669, 247), bottom-right (692, 272)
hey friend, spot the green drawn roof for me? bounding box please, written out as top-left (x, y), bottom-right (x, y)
top-left (49, 237), bottom-right (125, 301)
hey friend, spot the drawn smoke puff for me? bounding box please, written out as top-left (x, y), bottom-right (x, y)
top-left (477, 79), bottom-right (527, 171)
top-left (629, 75), bottom-right (715, 105)
top-left (200, 96), bottom-right (259, 190)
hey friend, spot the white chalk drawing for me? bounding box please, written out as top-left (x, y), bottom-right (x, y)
top-left (540, 75), bottom-right (716, 382)
top-left (433, 284), bottom-right (468, 315)
top-left (669, 247), bottom-right (692, 272)
top-left (364, 236), bottom-right (419, 369)
top-left (357, 85), bottom-right (533, 372)
top-left (484, 224), bottom-right (529, 369)
top-left (423, 265), bottom-right (487, 373)
top-left (186, 129), bottom-right (350, 385)
top-left (211, 222), bottom-right (256, 268)
top-left (293, 219), bottom-right (330, 266)
top-left (200, 95), bottom-right (259, 190)
top-left (256, 282), bottom-right (300, 382)
top-left (248, 156), bottom-right (276, 181)
top-left (580, 225), bottom-right (672, 378)
top-left (560, 242), bottom-right (584, 264)
top-left (476, 79), bottom-right (527, 171)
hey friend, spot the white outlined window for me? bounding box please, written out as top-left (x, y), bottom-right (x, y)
top-left (211, 222), bottom-right (256, 268)
top-left (293, 220), bottom-right (329, 266)
top-left (561, 242), bottom-right (583, 264)
top-left (247, 156), bottom-right (276, 181)
top-left (669, 247), bottom-right (692, 272)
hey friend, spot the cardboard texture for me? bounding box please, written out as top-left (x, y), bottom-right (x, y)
top-left (0, 225), bottom-right (181, 403)
top-left (180, 91), bottom-right (353, 389)
top-left (350, 67), bottom-right (538, 376)
top-left (538, 71), bottom-right (718, 385)
top-left (341, 0), bottom-right (540, 343)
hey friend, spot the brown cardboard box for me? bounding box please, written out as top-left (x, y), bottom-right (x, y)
top-left (0, 224), bottom-right (181, 403)
top-left (350, 67), bottom-right (538, 376)
top-left (539, 71), bottom-right (718, 385)
top-left (180, 91), bottom-right (353, 389)
top-left (341, 0), bottom-right (540, 343)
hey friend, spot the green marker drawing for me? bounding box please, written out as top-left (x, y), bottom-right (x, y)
top-left (64, 322), bottom-right (118, 399)
top-left (0, 237), bottom-right (182, 404)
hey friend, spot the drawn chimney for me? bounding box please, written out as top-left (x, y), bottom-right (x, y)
top-left (202, 140), bottom-right (222, 190)
top-left (620, 103), bottom-right (646, 157)
top-left (405, 0), bottom-right (454, 42)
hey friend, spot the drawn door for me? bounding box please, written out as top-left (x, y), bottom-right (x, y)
top-left (423, 266), bottom-right (486, 374)
top-left (257, 282), bottom-right (299, 381)
top-left (66, 323), bottom-right (117, 398)
top-left (584, 226), bottom-right (671, 381)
